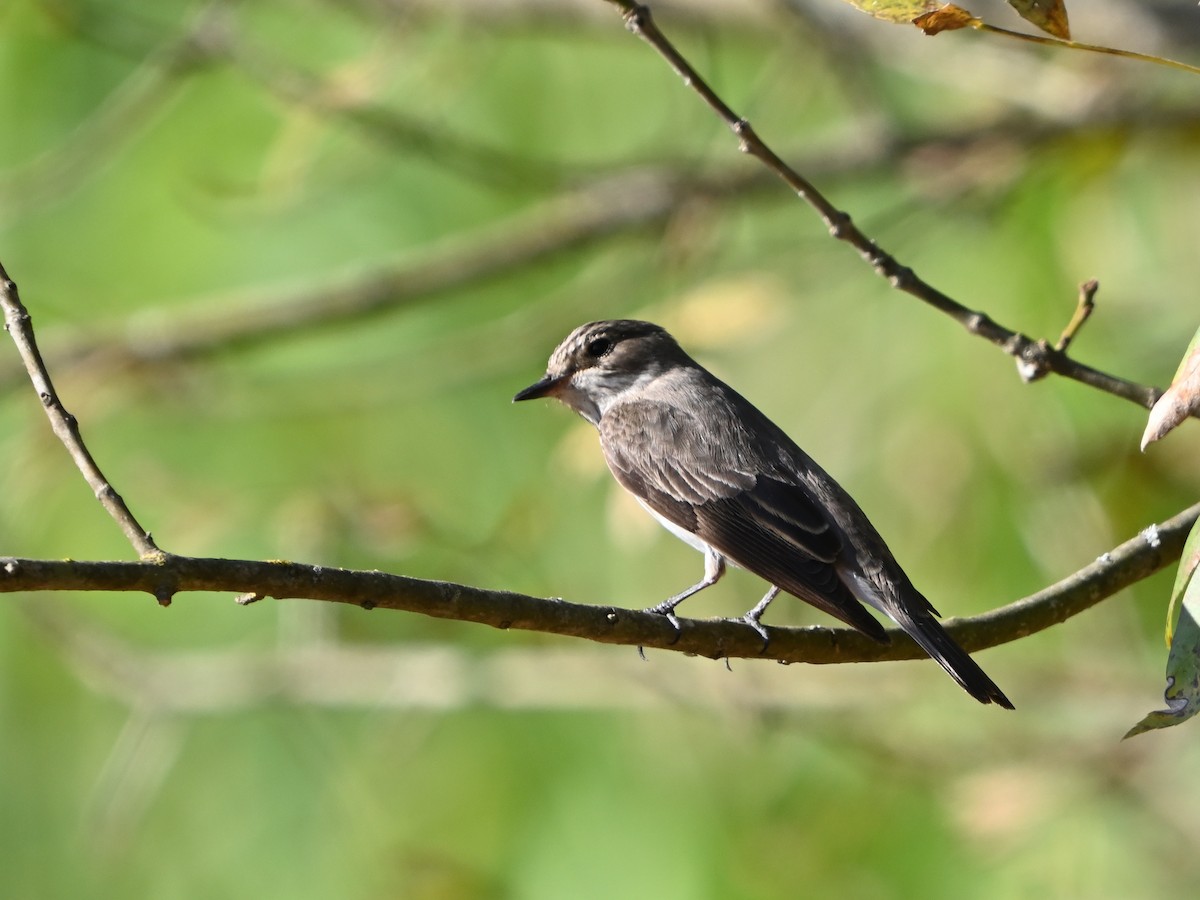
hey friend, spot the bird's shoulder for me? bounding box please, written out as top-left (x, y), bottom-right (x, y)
top-left (599, 395), bottom-right (757, 505)
top-left (598, 393), bottom-right (706, 449)
top-left (600, 369), bottom-right (801, 465)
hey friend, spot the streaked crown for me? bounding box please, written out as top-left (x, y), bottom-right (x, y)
top-left (547, 320), bottom-right (674, 374)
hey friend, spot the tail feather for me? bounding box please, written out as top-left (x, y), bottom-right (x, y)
top-left (840, 569), bottom-right (1012, 708)
top-left (896, 609), bottom-right (1014, 709)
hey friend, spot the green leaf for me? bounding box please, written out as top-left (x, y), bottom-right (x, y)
top-left (1125, 517), bottom-right (1200, 738)
top-left (1166, 516), bottom-right (1200, 645)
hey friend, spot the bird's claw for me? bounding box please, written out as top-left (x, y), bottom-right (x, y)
top-left (643, 604), bottom-right (684, 645)
top-left (731, 611), bottom-right (771, 654)
top-left (665, 612), bottom-right (682, 639)
top-left (645, 598), bottom-right (678, 616)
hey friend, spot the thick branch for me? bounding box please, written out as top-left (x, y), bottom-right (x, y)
top-left (605, 0), bottom-right (1167, 413)
top-left (2, 501), bottom-right (1195, 664)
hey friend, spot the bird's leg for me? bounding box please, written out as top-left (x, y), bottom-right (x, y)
top-left (644, 548), bottom-right (726, 635)
top-left (735, 585), bottom-right (780, 653)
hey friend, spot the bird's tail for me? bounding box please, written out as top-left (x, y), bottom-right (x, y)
top-left (894, 608), bottom-right (1014, 709)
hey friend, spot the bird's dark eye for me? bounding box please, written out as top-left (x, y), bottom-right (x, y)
top-left (586, 337), bottom-right (612, 357)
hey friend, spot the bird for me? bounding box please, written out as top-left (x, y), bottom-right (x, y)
top-left (513, 319), bottom-right (1013, 708)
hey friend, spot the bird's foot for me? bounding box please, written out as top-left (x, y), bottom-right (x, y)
top-left (643, 602), bottom-right (684, 645)
top-left (645, 597), bottom-right (681, 616)
top-left (729, 609), bottom-right (771, 654)
top-left (732, 586), bottom-right (778, 653)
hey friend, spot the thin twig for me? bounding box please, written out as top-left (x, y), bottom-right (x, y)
top-left (1019, 279), bottom-right (1102, 382)
top-left (976, 22), bottom-right (1200, 79)
top-left (1057, 279), bottom-right (1099, 353)
top-left (604, 1), bottom-right (1166, 412)
top-left (0, 264), bottom-right (163, 564)
top-left (1, 501), bottom-right (1195, 666)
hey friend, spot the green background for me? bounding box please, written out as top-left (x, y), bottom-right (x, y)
top-left (2, 0), bottom-right (1199, 896)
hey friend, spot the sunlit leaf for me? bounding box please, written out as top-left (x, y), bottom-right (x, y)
top-left (1124, 601), bottom-right (1200, 737)
top-left (1125, 517), bottom-right (1200, 738)
top-left (1006, 0), bottom-right (1070, 40)
top-left (840, 0), bottom-right (945, 25)
top-left (1141, 324), bottom-right (1200, 450)
top-left (1167, 517), bottom-right (1200, 645)
top-left (914, 5), bottom-right (981, 34)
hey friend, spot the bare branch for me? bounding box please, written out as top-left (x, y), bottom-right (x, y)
top-left (1019, 279), bottom-right (1102, 382)
top-left (2, 501), bottom-right (1195, 666)
top-left (7, 102), bottom-right (1199, 392)
top-left (1057, 279), bottom-right (1099, 353)
top-left (0, 265), bottom-right (162, 562)
top-left (12, 1), bottom-right (1192, 415)
top-left (604, 0), bottom-right (1167, 413)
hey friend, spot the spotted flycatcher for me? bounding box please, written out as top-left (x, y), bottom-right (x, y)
top-left (514, 319), bottom-right (1012, 708)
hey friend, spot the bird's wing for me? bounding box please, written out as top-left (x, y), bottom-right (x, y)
top-left (600, 399), bottom-right (887, 640)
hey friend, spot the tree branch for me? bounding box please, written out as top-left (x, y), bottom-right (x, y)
top-left (7, 100), bottom-right (1198, 393)
top-left (604, 0), bottom-right (1168, 413)
top-left (1055, 279), bottom-right (1099, 354)
top-left (2, 3), bottom-right (1193, 681)
top-left (2, 500), bottom-right (1195, 665)
top-left (0, 263), bottom-right (162, 562)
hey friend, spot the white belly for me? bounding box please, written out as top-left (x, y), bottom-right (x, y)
top-left (637, 498), bottom-right (721, 558)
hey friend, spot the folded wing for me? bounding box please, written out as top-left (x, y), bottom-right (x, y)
top-left (600, 400), bottom-right (888, 641)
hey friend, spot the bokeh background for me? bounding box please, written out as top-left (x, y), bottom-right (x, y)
top-left (2, 0), bottom-right (1200, 896)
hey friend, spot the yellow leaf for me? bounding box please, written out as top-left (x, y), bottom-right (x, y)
top-left (914, 5), bottom-right (981, 34)
top-left (1006, 0), bottom-right (1071, 41)
top-left (840, 0), bottom-right (945, 25)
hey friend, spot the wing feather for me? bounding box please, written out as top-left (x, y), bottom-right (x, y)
top-left (600, 400), bottom-right (887, 640)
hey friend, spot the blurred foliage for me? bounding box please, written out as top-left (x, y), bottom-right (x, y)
top-left (2, 0), bottom-right (1200, 897)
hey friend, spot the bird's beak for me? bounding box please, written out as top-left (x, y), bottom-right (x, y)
top-left (513, 374), bottom-right (565, 402)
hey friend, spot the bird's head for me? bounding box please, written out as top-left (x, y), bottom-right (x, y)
top-left (513, 319), bottom-right (687, 424)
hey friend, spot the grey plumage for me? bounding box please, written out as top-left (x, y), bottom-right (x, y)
top-left (514, 319), bottom-right (1012, 708)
